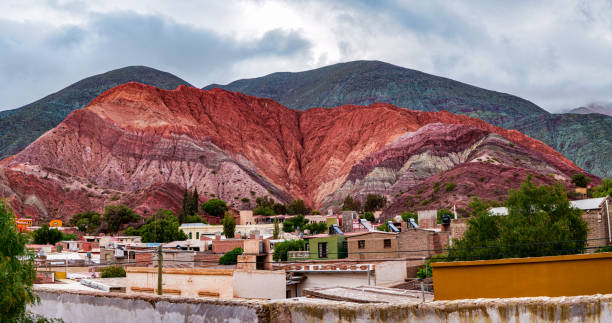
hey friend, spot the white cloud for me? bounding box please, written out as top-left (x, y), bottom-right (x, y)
top-left (0, 0), bottom-right (611, 111)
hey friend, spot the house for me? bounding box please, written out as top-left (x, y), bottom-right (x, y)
top-left (572, 196), bottom-right (611, 250)
top-left (179, 222), bottom-right (275, 240)
top-left (274, 259), bottom-right (408, 298)
top-left (126, 267), bottom-right (286, 299)
top-left (345, 231), bottom-right (398, 260)
top-left (303, 234), bottom-right (348, 260)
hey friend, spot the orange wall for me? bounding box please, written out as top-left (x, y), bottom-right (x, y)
top-left (432, 252), bottom-right (612, 300)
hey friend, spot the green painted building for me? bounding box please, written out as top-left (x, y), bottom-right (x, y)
top-left (304, 235), bottom-right (348, 260)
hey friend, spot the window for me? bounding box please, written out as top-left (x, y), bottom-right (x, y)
top-left (384, 239), bottom-right (391, 248)
top-left (318, 242), bottom-right (328, 258)
top-left (189, 232), bottom-right (192, 239)
top-left (358, 240), bottom-right (366, 249)
top-left (196, 232), bottom-right (200, 239)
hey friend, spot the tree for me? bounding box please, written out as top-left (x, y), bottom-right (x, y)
top-left (273, 240), bottom-right (305, 261)
top-left (102, 204), bottom-right (140, 234)
top-left (364, 194), bottom-right (387, 212)
top-left (287, 199), bottom-right (311, 215)
top-left (201, 198), bottom-right (228, 217)
top-left (437, 208), bottom-right (454, 224)
top-left (0, 200), bottom-right (37, 321)
top-left (401, 212), bottom-right (418, 224)
top-left (360, 211), bottom-right (375, 222)
top-left (282, 214), bottom-right (309, 232)
top-left (192, 188), bottom-right (200, 215)
top-left (571, 173), bottom-right (591, 188)
top-left (222, 212), bottom-right (236, 238)
top-left (138, 209), bottom-right (187, 243)
top-left (447, 178), bottom-right (589, 261)
top-left (592, 178), bottom-right (612, 197)
top-left (303, 222), bottom-right (328, 234)
top-left (32, 225), bottom-right (65, 245)
top-left (376, 223), bottom-right (390, 232)
top-left (178, 189), bottom-right (190, 224)
top-left (183, 214), bottom-right (206, 224)
top-left (218, 247), bottom-right (243, 265)
top-left (253, 205), bottom-right (275, 216)
top-left (273, 218), bottom-right (280, 239)
top-left (69, 211), bottom-right (101, 233)
top-left (101, 265), bottom-right (126, 278)
top-left (342, 195), bottom-right (361, 211)
top-left (272, 203), bottom-right (287, 215)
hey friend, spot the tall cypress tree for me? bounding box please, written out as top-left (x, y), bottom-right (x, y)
top-left (191, 187), bottom-right (199, 216)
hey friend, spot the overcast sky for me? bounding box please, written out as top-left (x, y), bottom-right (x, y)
top-left (1, 0), bottom-right (611, 112)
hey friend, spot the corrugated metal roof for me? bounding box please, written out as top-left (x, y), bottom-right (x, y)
top-left (570, 197), bottom-right (606, 210)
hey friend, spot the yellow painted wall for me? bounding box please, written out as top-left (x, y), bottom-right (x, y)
top-left (432, 252), bottom-right (612, 300)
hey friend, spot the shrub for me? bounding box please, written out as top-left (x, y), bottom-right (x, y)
top-left (218, 247), bottom-right (243, 265)
top-left (201, 198), bottom-right (228, 217)
top-left (445, 182), bottom-right (456, 192)
top-left (571, 173), bottom-right (591, 188)
top-left (273, 240), bottom-right (305, 261)
top-left (101, 265), bottom-right (126, 278)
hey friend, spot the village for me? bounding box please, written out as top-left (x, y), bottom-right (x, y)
top-left (20, 191), bottom-right (612, 306)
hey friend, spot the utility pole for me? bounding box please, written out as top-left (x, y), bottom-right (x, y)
top-left (157, 245), bottom-right (163, 295)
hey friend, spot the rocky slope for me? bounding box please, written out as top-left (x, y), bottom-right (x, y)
top-left (567, 103), bottom-right (612, 117)
top-left (0, 66), bottom-right (192, 159)
top-left (0, 83), bottom-right (595, 223)
top-left (205, 60), bottom-right (612, 178)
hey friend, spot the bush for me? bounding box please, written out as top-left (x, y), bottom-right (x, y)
top-left (139, 209), bottom-right (187, 243)
top-left (218, 247), bottom-right (243, 265)
top-left (571, 173), bottom-right (591, 188)
top-left (303, 222), bottom-right (327, 234)
top-left (360, 211), bottom-right (375, 222)
top-left (273, 240), bottom-right (305, 261)
top-left (436, 208), bottom-right (453, 224)
top-left (253, 205), bottom-right (275, 216)
top-left (101, 265), bottom-right (126, 278)
top-left (201, 199), bottom-right (228, 217)
top-left (445, 182), bottom-right (456, 192)
top-left (364, 194), bottom-right (387, 212)
top-left (103, 204), bottom-right (140, 234)
top-left (401, 212), bottom-right (418, 224)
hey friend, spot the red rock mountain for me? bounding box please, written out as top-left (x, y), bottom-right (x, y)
top-left (0, 83), bottom-right (595, 222)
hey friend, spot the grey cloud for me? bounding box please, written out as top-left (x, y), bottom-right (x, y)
top-left (0, 11), bottom-right (312, 108)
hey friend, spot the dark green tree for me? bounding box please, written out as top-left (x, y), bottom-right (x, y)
top-left (102, 204), bottom-right (140, 234)
top-left (32, 225), bottom-right (64, 245)
top-left (253, 205), bottom-right (275, 216)
top-left (178, 189), bottom-right (190, 224)
top-left (201, 198), bottom-right (228, 217)
top-left (287, 199), bottom-right (311, 215)
top-left (303, 222), bottom-right (327, 234)
top-left (282, 214), bottom-right (309, 232)
top-left (191, 187), bottom-right (200, 215)
top-left (592, 178), bottom-right (612, 197)
top-left (138, 209), bottom-right (187, 243)
top-left (69, 211), bottom-right (101, 233)
top-left (218, 247), bottom-right (243, 265)
top-left (222, 212), bottom-right (236, 238)
top-left (342, 195), bottom-right (361, 211)
top-left (571, 173), bottom-right (591, 188)
top-left (0, 200), bottom-right (37, 322)
top-left (273, 240), bottom-right (305, 261)
top-left (447, 178), bottom-right (589, 261)
top-left (364, 194), bottom-right (387, 212)
top-left (272, 203), bottom-right (287, 215)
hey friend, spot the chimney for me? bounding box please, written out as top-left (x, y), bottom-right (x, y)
top-left (236, 232), bottom-right (241, 239)
top-left (215, 234), bottom-right (221, 241)
top-left (400, 221), bottom-right (407, 231)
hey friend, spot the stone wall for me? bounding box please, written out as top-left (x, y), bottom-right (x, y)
top-left (30, 287), bottom-right (612, 322)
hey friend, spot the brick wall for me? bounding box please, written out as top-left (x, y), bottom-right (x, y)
top-left (212, 239), bottom-right (246, 253)
top-left (583, 205), bottom-right (611, 251)
top-left (417, 210), bottom-right (437, 229)
top-left (346, 233), bottom-right (398, 260)
top-left (449, 218), bottom-right (468, 241)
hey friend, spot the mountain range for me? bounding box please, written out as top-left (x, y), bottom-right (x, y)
top-left (205, 61), bottom-right (612, 178)
top-left (0, 66), bottom-right (191, 159)
top-left (0, 83), bottom-right (594, 222)
top-left (567, 103), bottom-right (612, 117)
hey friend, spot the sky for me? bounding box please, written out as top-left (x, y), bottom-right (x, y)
top-left (1, 0), bottom-right (611, 112)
